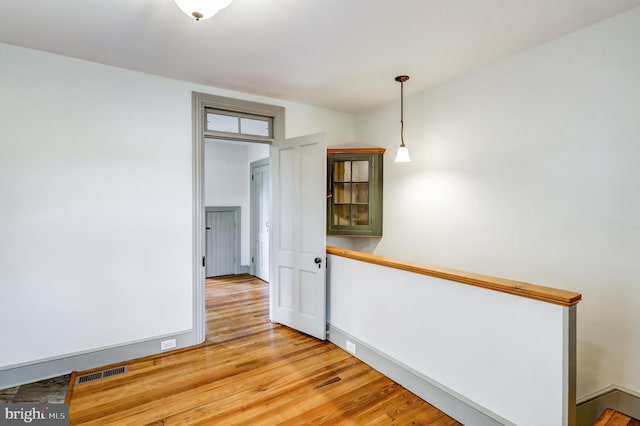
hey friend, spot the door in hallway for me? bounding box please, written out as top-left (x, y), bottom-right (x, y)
top-left (206, 210), bottom-right (237, 277)
top-left (251, 159), bottom-right (270, 282)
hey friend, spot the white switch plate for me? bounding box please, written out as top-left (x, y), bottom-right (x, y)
top-left (346, 340), bottom-right (356, 354)
top-left (161, 339), bottom-right (177, 351)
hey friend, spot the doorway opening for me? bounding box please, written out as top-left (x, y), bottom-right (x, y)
top-left (192, 92), bottom-right (285, 344)
top-left (204, 138), bottom-right (270, 280)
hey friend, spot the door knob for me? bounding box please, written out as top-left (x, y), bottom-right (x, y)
top-left (314, 257), bottom-right (322, 269)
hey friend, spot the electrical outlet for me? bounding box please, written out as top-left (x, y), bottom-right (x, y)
top-left (346, 340), bottom-right (356, 354)
top-left (161, 339), bottom-right (177, 351)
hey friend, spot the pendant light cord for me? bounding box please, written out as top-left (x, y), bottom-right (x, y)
top-left (400, 79), bottom-right (405, 148)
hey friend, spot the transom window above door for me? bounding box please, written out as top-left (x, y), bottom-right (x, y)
top-left (205, 108), bottom-right (273, 141)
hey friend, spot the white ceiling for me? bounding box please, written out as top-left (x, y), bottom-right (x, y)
top-left (1, 0), bottom-right (639, 112)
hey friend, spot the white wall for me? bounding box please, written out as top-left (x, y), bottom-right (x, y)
top-left (328, 255), bottom-right (569, 425)
top-left (247, 143), bottom-right (270, 164)
top-left (0, 42), bottom-right (355, 370)
top-left (353, 7), bottom-right (640, 399)
top-left (204, 140), bottom-right (249, 265)
top-left (0, 45), bottom-right (193, 367)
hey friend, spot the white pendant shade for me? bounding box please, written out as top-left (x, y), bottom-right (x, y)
top-left (394, 146), bottom-right (411, 162)
top-left (174, 0), bottom-right (232, 20)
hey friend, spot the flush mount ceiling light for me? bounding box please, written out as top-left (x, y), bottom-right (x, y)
top-left (173, 0), bottom-right (232, 21)
top-left (394, 75), bottom-right (411, 163)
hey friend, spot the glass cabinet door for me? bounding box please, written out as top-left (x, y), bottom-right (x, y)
top-left (327, 148), bottom-right (384, 237)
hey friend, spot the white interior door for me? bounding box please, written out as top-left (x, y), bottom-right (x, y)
top-left (270, 133), bottom-right (326, 340)
top-left (251, 161), bottom-right (270, 282)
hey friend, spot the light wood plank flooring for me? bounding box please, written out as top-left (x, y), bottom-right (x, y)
top-left (594, 408), bottom-right (640, 426)
top-left (69, 274), bottom-right (462, 425)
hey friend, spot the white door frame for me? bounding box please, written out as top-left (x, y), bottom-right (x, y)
top-left (192, 92), bottom-right (285, 344)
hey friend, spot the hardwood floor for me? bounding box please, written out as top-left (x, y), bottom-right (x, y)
top-left (69, 274), bottom-right (462, 425)
top-left (594, 408), bottom-right (640, 426)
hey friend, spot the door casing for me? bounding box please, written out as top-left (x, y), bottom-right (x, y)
top-left (192, 92), bottom-right (286, 344)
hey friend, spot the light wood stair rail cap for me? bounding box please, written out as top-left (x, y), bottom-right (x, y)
top-left (326, 246), bottom-right (582, 307)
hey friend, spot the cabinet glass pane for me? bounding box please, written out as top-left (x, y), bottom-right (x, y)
top-left (334, 161), bottom-right (351, 181)
top-left (352, 205), bottom-right (369, 225)
top-left (352, 161), bottom-right (369, 181)
top-left (352, 183), bottom-right (369, 204)
top-left (334, 183), bottom-right (351, 203)
top-left (334, 205), bottom-right (351, 225)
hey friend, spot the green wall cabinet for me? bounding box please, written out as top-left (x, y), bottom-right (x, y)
top-left (327, 148), bottom-right (384, 237)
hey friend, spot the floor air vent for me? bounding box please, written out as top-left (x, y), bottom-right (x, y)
top-left (75, 366), bottom-right (128, 385)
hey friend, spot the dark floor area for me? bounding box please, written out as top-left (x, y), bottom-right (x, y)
top-left (0, 374), bottom-right (70, 404)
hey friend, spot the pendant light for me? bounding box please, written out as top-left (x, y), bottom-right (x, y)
top-left (394, 75), bottom-right (411, 163)
top-left (173, 0), bottom-right (232, 21)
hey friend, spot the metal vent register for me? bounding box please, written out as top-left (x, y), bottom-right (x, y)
top-left (75, 366), bottom-right (128, 385)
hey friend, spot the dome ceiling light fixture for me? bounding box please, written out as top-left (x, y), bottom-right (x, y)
top-left (173, 0), bottom-right (232, 21)
top-left (394, 75), bottom-right (411, 163)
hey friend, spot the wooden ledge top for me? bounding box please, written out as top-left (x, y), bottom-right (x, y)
top-left (326, 246), bottom-right (582, 307)
top-left (327, 147), bottom-right (386, 154)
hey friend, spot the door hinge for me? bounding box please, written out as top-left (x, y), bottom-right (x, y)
top-left (202, 256), bottom-right (206, 267)
top-left (251, 256), bottom-right (254, 264)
